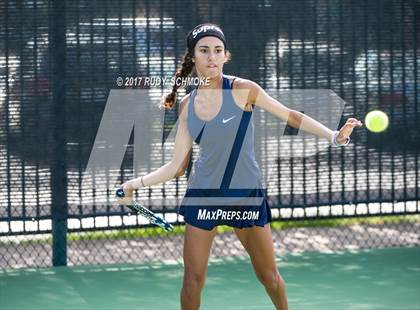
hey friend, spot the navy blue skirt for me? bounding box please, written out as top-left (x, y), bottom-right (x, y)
top-left (178, 188), bottom-right (272, 231)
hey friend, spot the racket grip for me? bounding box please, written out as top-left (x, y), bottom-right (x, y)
top-left (116, 188), bottom-right (125, 198)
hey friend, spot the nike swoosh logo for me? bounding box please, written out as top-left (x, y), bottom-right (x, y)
top-left (222, 116), bottom-right (236, 124)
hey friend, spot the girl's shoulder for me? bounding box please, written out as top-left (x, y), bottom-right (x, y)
top-left (224, 75), bottom-right (260, 92)
top-left (178, 93), bottom-right (191, 120)
top-left (224, 75), bottom-right (262, 108)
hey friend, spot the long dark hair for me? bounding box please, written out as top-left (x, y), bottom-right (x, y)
top-left (160, 50), bottom-right (195, 110)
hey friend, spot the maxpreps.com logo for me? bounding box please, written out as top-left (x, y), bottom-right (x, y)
top-left (192, 25), bottom-right (224, 38)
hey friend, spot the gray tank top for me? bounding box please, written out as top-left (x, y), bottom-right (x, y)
top-left (187, 75), bottom-right (263, 191)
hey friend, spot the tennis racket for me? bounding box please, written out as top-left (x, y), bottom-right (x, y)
top-left (115, 188), bottom-right (174, 232)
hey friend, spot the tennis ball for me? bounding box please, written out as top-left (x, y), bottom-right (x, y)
top-left (364, 110), bottom-right (389, 133)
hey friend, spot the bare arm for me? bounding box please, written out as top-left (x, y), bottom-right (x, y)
top-left (237, 79), bottom-right (362, 144)
top-left (121, 95), bottom-right (193, 197)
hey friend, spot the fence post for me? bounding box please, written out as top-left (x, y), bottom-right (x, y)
top-left (49, 0), bottom-right (67, 266)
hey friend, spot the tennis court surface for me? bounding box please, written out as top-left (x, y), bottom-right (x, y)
top-left (1, 246), bottom-right (418, 310)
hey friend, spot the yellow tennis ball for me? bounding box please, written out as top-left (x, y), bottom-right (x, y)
top-left (364, 110), bottom-right (389, 133)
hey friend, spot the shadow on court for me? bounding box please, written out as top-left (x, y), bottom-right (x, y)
top-left (1, 247), bottom-right (419, 310)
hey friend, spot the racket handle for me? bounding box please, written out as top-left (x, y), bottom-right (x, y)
top-left (116, 188), bottom-right (125, 198)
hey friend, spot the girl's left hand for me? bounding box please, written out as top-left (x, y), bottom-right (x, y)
top-left (336, 118), bottom-right (363, 144)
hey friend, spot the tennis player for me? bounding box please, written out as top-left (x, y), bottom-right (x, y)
top-left (118, 23), bottom-right (362, 310)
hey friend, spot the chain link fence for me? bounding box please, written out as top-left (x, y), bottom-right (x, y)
top-left (1, 0), bottom-right (419, 269)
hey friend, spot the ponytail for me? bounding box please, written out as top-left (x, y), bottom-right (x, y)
top-left (160, 50), bottom-right (194, 109)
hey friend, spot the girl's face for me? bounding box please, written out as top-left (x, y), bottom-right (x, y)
top-left (193, 36), bottom-right (228, 79)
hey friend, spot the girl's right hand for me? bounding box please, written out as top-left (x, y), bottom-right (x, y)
top-left (116, 181), bottom-right (135, 205)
